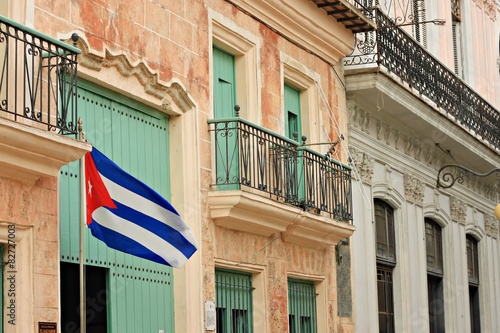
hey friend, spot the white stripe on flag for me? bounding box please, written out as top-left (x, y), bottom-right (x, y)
top-left (93, 207), bottom-right (188, 268)
top-left (100, 173), bottom-right (197, 247)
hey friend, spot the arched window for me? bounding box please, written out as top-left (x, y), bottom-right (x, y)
top-left (374, 199), bottom-right (396, 333)
top-left (425, 218), bottom-right (445, 333)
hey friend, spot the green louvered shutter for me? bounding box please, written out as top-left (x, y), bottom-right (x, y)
top-left (288, 279), bottom-right (317, 333)
top-left (215, 269), bottom-right (253, 333)
top-left (213, 47), bottom-right (239, 189)
top-left (59, 79), bottom-right (174, 333)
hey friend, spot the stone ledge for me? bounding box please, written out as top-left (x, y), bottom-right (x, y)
top-left (0, 117), bottom-right (91, 183)
top-left (208, 190), bottom-right (355, 248)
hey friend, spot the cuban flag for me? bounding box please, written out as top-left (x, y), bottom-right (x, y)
top-left (84, 147), bottom-right (198, 268)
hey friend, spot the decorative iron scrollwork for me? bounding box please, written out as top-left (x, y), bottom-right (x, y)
top-left (436, 165), bottom-right (500, 189)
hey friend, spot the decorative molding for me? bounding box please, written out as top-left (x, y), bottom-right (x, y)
top-left (485, 215), bottom-right (499, 238)
top-left (225, 0), bottom-right (354, 63)
top-left (404, 174), bottom-right (425, 206)
top-left (61, 33), bottom-right (196, 116)
top-left (450, 196), bottom-right (467, 224)
top-left (207, 190), bottom-right (354, 248)
top-left (0, 118), bottom-right (90, 184)
top-left (348, 102), bottom-right (371, 134)
top-left (484, 0), bottom-right (497, 19)
top-left (349, 148), bottom-right (374, 185)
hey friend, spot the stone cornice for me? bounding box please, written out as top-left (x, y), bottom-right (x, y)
top-left (226, 0), bottom-right (355, 64)
top-left (208, 190), bottom-right (355, 248)
top-left (0, 118), bottom-right (90, 183)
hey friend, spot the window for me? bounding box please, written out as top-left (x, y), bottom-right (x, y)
top-left (282, 57), bottom-right (319, 145)
top-left (213, 46), bottom-right (237, 119)
top-left (215, 269), bottom-right (253, 333)
top-left (284, 84), bottom-right (302, 142)
top-left (212, 18), bottom-right (258, 123)
top-left (212, 46), bottom-right (239, 189)
top-left (374, 199), bottom-right (395, 333)
top-left (288, 279), bottom-right (317, 333)
top-left (451, 0), bottom-right (463, 77)
top-left (413, 0), bottom-right (427, 47)
top-left (374, 199), bottom-right (396, 264)
top-left (425, 219), bottom-right (445, 333)
top-left (466, 235), bottom-right (481, 333)
top-left (377, 266), bottom-right (394, 333)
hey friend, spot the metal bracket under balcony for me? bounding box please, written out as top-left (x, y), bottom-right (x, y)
top-left (310, 0), bottom-right (376, 33)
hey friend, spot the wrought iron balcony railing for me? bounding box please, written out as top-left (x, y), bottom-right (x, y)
top-left (0, 16), bottom-right (80, 135)
top-left (344, 9), bottom-right (500, 151)
top-left (208, 117), bottom-right (353, 223)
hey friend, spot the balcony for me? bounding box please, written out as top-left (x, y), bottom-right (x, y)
top-left (344, 8), bottom-right (500, 152)
top-left (310, 0), bottom-right (376, 33)
top-left (207, 117), bottom-right (354, 248)
top-left (0, 16), bottom-right (89, 183)
top-left (0, 16), bottom-right (80, 134)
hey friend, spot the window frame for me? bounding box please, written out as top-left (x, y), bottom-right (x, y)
top-left (374, 199), bottom-right (396, 265)
top-left (215, 268), bottom-right (254, 333)
top-left (425, 218), bottom-right (445, 333)
top-left (281, 55), bottom-right (319, 146)
top-left (211, 17), bottom-right (259, 123)
top-left (466, 234), bottom-right (481, 333)
top-left (287, 278), bottom-right (318, 333)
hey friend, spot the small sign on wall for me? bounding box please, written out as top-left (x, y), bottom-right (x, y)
top-left (38, 322), bottom-right (57, 333)
top-left (205, 300), bottom-right (216, 331)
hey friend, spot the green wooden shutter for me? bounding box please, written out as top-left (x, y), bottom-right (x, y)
top-left (215, 269), bottom-right (253, 333)
top-left (213, 47), bottom-right (236, 119)
top-left (284, 84), bottom-right (301, 141)
top-left (284, 84), bottom-right (305, 203)
top-left (213, 47), bottom-right (239, 189)
top-left (288, 279), bottom-right (317, 333)
top-left (59, 79), bottom-right (174, 333)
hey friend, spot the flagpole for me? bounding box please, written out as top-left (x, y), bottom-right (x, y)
top-left (78, 118), bottom-right (87, 333)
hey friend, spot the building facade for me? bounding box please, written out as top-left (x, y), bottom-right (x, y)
top-left (0, 0), bottom-right (372, 332)
top-left (346, 1), bottom-right (500, 332)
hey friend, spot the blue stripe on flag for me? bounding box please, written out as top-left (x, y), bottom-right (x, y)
top-left (90, 148), bottom-right (180, 216)
top-left (88, 220), bottom-right (170, 266)
top-left (110, 201), bottom-right (197, 258)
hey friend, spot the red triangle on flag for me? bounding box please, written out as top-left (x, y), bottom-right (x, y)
top-left (85, 151), bottom-right (117, 225)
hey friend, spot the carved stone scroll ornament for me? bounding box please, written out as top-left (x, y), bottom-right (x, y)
top-left (450, 196), bottom-right (467, 225)
top-left (485, 215), bottom-right (499, 239)
top-left (404, 174), bottom-right (424, 206)
top-left (349, 148), bottom-right (374, 185)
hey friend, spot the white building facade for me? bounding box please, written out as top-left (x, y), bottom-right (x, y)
top-left (345, 0), bottom-right (500, 332)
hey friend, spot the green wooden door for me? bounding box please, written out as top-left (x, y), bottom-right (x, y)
top-left (213, 47), bottom-right (239, 189)
top-left (59, 79), bottom-right (174, 333)
top-left (284, 84), bottom-right (304, 204)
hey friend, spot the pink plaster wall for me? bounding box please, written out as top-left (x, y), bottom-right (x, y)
top-left (0, 175), bottom-right (60, 324)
